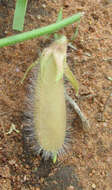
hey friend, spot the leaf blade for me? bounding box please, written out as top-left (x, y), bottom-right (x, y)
top-left (64, 63), bottom-right (79, 96)
top-left (13, 0), bottom-right (28, 31)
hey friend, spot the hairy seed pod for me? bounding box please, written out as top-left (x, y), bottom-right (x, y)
top-left (23, 36), bottom-right (70, 160)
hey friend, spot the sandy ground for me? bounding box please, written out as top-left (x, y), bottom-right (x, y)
top-left (0, 0), bottom-right (112, 189)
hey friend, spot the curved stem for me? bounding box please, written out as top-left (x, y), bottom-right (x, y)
top-left (0, 12), bottom-right (83, 48)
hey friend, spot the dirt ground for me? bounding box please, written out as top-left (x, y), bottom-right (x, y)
top-left (0, 0), bottom-right (112, 190)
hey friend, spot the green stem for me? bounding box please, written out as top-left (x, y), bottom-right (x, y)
top-left (0, 13), bottom-right (83, 48)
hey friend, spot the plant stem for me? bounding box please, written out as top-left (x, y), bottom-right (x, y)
top-left (0, 12), bottom-right (83, 48)
top-left (65, 91), bottom-right (90, 131)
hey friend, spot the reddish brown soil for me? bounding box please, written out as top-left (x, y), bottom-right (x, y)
top-left (0, 0), bottom-right (112, 190)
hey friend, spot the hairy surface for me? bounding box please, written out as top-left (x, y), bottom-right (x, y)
top-left (34, 55), bottom-right (66, 154)
top-left (23, 37), bottom-right (70, 159)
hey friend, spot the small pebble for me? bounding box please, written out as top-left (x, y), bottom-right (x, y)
top-left (16, 68), bottom-right (20, 72)
top-left (67, 185), bottom-right (75, 190)
top-left (92, 183), bottom-right (96, 189)
top-left (37, 15), bottom-right (41, 19)
top-left (103, 122), bottom-right (107, 127)
top-left (42, 4), bottom-right (46, 8)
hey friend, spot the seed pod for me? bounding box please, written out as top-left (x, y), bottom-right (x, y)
top-left (23, 36), bottom-right (69, 160)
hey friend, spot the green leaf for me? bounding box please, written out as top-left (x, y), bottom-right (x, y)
top-left (13, 0), bottom-right (28, 31)
top-left (20, 59), bottom-right (39, 84)
top-left (40, 36), bottom-right (67, 82)
top-left (53, 153), bottom-right (57, 164)
top-left (57, 8), bottom-right (63, 22)
top-left (64, 63), bottom-right (79, 96)
top-left (71, 20), bottom-right (80, 41)
top-left (107, 76), bottom-right (112, 81)
top-left (54, 36), bottom-right (67, 81)
top-left (54, 8), bottom-right (63, 40)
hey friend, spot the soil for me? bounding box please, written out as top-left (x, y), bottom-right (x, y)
top-left (0, 0), bottom-right (112, 190)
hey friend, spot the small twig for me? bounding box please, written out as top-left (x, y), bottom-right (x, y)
top-left (0, 120), bottom-right (7, 140)
top-left (101, 91), bottom-right (112, 121)
top-left (6, 123), bottom-right (20, 134)
top-left (68, 43), bottom-right (77, 51)
top-left (65, 91), bottom-right (90, 131)
top-left (103, 58), bottom-right (112, 62)
top-left (78, 94), bottom-right (96, 101)
top-left (68, 43), bottom-right (92, 57)
top-left (85, 37), bottom-right (112, 41)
